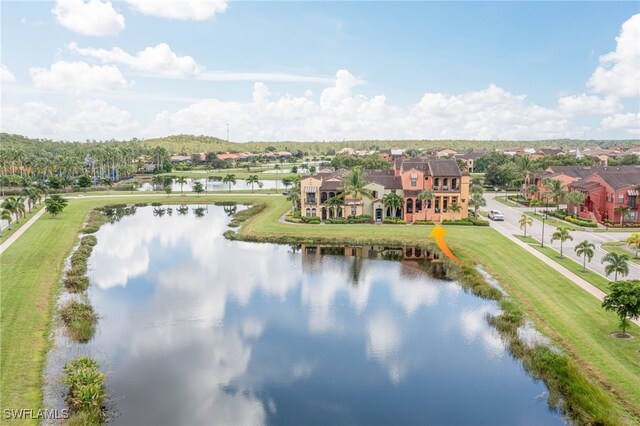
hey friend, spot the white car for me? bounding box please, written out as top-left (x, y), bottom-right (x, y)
top-left (488, 210), bottom-right (504, 221)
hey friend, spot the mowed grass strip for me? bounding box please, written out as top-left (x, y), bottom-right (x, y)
top-left (0, 203), bottom-right (45, 245)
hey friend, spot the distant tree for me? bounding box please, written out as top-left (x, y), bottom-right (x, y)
top-left (626, 233), bottom-right (640, 258)
top-left (1, 196), bottom-right (26, 223)
top-left (291, 165), bottom-right (298, 174)
top-left (602, 252), bottom-right (630, 282)
top-left (100, 177), bottom-right (113, 193)
top-left (341, 168), bottom-right (373, 217)
top-left (175, 176), bottom-right (187, 193)
top-left (164, 184), bottom-right (172, 197)
top-left (529, 198), bottom-right (540, 214)
top-left (469, 192), bottom-right (486, 217)
top-left (526, 184), bottom-right (539, 198)
top-left (545, 179), bottom-right (567, 210)
top-left (309, 165), bottom-right (316, 174)
top-left (575, 240), bottom-right (595, 272)
top-left (1, 209), bottom-right (13, 229)
top-left (152, 175), bottom-right (165, 191)
top-left (222, 174), bottom-right (236, 192)
top-left (246, 175), bottom-right (260, 192)
top-left (550, 227), bottom-right (573, 258)
top-left (45, 194), bottom-right (68, 217)
top-left (417, 190), bottom-right (434, 211)
top-left (614, 205), bottom-right (630, 226)
top-left (282, 177), bottom-right (293, 191)
top-left (519, 214), bottom-right (533, 237)
top-left (382, 192), bottom-right (403, 218)
top-left (602, 280), bottom-right (640, 337)
top-left (450, 202), bottom-right (462, 221)
top-left (62, 176), bottom-right (74, 195)
top-left (77, 175), bottom-right (92, 192)
top-left (566, 191), bottom-right (586, 218)
top-left (193, 181), bottom-right (204, 196)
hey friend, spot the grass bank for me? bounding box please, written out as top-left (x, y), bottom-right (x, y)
top-left (601, 242), bottom-right (640, 265)
top-left (0, 203), bottom-right (45, 244)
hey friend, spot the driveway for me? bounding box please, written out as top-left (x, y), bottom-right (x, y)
top-left (483, 194), bottom-right (639, 281)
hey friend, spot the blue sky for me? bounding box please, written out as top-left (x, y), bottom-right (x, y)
top-left (1, 1), bottom-right (639, 141)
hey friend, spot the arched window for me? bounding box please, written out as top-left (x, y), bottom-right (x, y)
top-left (405, 247), bottom-right (413, 257)
top-left (306, 208), bottom-right (311, 217)
top-left (407, 198), bottom-right (414, 213)
top-left (329, 192), bottom-right (336, 199)
top-left (321, 192), bottom-right (328, 203)
top-left (415, 248), bottom-right (422, 257)
top-left (311, 208), bottom-right (317, 217)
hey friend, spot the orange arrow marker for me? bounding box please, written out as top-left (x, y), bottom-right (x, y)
top-left (429, 224), bottom-right (462, 264)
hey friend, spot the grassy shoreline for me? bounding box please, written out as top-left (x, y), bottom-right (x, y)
top-left (1, 194), bottom-right (639, 424)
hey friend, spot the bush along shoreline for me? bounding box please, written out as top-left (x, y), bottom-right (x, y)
top-left (57, 209), bottom-right (109, 424)
top-left (223, 202), bottom-right (632, 425)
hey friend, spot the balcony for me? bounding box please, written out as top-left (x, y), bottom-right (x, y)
top-left (305, 199), bottom-right (317, 205)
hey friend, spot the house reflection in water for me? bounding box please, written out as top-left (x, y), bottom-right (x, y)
top-left (298, 244), bottom-right (446, 282)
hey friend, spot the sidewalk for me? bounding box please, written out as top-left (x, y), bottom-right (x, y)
top-left (0, 208), bottom-right (46, 255)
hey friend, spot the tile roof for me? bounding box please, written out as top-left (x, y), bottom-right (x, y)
top-left (368, 175), bottom-right (403, 189)
top-left (596, 167), bottom-right (640, 190)
top-left (428, 160), bottom-right (462, 177)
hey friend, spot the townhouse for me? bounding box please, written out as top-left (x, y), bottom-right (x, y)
top-left (300, 158), bottom-right (470, 223)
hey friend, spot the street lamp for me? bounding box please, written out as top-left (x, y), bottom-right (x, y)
top-left (541, 211), bottom-right (548, 248)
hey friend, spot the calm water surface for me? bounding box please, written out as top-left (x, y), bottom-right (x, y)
top-left (78, 206), bottom-right (562, 425)
top-left (138, 178), bottom-right (280, 192)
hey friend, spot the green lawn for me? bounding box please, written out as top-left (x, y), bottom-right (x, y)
top-left (493, 196), bottom-right (520, 207)
top-left (513, 234), bottom-right (538, 244)
top-left (155, 170), bottom-right (300, 180)
top-left (2, 194), bottom-right (639, 422)
top-left (601, 242), bottom-right (640, 265)
top-left (0, 203), bottom-right (45, 244)
top-left (525, 211), bottom-right (585, 231)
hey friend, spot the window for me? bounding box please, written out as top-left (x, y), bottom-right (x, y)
top-left (434, 198), bottom-right (440, 213)
top-left (305, 208), bottom-right (311, 217)
top-left (619, 195), bottom-right (624, 203)
top-left (434, 178), bottom-right (439, 189)
top-left (410, 173), bottom-right (417, 187)
top-left (372, 190), bottom-right (378, 199)
top-left (630, 197), bottom-right (637, 208)
top-left (320, 192), bottom-right (328, 203)
top-left (311, 208), bottom-right (317, 217)
top-left (407, 198), bottom-right (414, 213)
top-left (452, 178), bottom-right (457, 189)
top-left (443, 198), bottom-right (448, 212)
top-left (427, 199), bottom-right (432, 208)
top-left (416, 199), bottom-right (422, 212)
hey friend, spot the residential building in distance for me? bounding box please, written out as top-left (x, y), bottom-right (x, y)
top-left (299, 158), bottom-right (469, 223)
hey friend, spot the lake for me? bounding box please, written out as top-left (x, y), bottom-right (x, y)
top-left (48, 205), bottom-right (563, 425)
top-left (137, 178), bottom-right (281, 192)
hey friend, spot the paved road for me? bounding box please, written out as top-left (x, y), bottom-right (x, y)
top-left (483, 195), bottom-right (639, 280)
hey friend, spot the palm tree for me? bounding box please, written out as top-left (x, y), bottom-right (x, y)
top-left (326, 195), bottom-right (343, 218)
top-left (550, 227), bottom-right (573, 258)
top-left (450, 202), bottom-right (462, 221)
top-left (175, 176), bottom-right (187, 194)
top-left (519, 214), bottom-right (533, 237)
top-left (526, 184), bottom-right (539, 199)
top-left (246, 175), bottom-right (260, 192)
top-left (287, 190), bottom-right (301, 210)
top-left (574, 240), bottom-right (595, 272)
top-left (566, 191), bottom-right (585, 218)
top-left (518, 155), bottom-right (536, 188)
top-left (152, 175), bottom-right (165, 191)
top-left (601, 252), bottom-right (630, 281)
top-left (529, 198), bottom-right (540, 214)
top-left (417, 190), bottom-right (434, 211)
top-left (1, 196), bottom-right (26, 223)
top-left (626, 233), bottom-right (640, 258)
top-left (222, 173), bottom-right (236, 192)
top-left (382, 192), bottom-right (403, 218)
top-left (614, 205), bottom-right (630, 226)
top-left (62, 176), bottom-right (74, 195)
top-left (100, 177), bottom-right (113, 193)
top-left (545, 179), bottom-right (567, 211)
top-left (21, 186), bottom-right (41, 211)
top-left (340, 168), bottom-right (373, 216)
top-left (469, 192), bottom-right (486, 217)
top-left (1, 209), bottom-right (13, 230)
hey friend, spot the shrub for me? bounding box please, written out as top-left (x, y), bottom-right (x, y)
top-left (134, 202), bottom-right (149, 207)
top-left (293, 210), bottom-right (302, 219)
top-left (442, 219), bottom-right (474, 226)
top-left (383, 218), bottom-right (406, 224)
top-left (326, 217), bottom-right (348, 224)
top-left (60, 301), bottom-right (98, 343)
top-left (102, 203), bottom-right (126, 210)
top-left (62, 357), bottom-right (106, 422)
top-left (228, 204), bottom-right (266, 227)
top-left (151, 202), bottom-right (162, 207)
top-left (564, 216), bottom-right (597, 228)
top-left (470, 218), bottom-right (490, 226)
top-left (64, 275), bottom-right (90, 293)
top-left (347, 216), bottom-right (373, 224)
top-left (413, 220), bottom-right (434, 225)
top-left (301, 216), bottom-right (321, 224)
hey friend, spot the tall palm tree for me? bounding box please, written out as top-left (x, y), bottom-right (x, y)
top-left (626, 233), bottom-right (640, 258)
top-left (175, 176), bottom-right (188, 194)
top-left (417, 190), bottom-right (434, 211)
top-left (382, 192), bottom-right (403, 218)
top-left (21, 186), bottom-right (41, 211)
top-left (340, 168), bottom-right (373, 216)
top-left (550, 227), bottom-right (573, 258)
top-left (326, 195), bottom-right (343, 218)
top-left (287, 190), bottom-right (301, 210)
top-left (545, 179), bottom-right (567, 211)
top-left (246, 175), bottom-right (260, 192)
top-left (526, 184), bottom-right (539, 199)
top-left (519, 214), bottom-right (533, 237)
top-left (601, 252), bottom-right (630, 281)
top-left (529, 198), bottom-right (540, 214)
top-left (1, 196), bottom-right (26, 223)
top-left (450, 202), bottom-right (461, 221)
top-left (100, 177), bottom-right (113, 193)
top-left (614, 205), bottom-right (630, 225)
top-left (574, 240), bottom-right (595, 272)
top-left (152, 175), bottom-right (165, 191)
top-left (518, 155), bottom-right (536, 188)
top-left (469, 192), bottom-right (486, 217)
top-left (2, 209), bottom-right (13, 230)
top-left (222, 173), bottom-right (236, 193)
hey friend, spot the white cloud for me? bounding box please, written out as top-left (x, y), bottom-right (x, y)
top-left (1, 99), bottom-right (137, 140)
top-left (52, 0), bottom-right (125, 36)
top-left (68, 42), bottom-right (203, 78)
top-left (557, 94), bottom-right (622, 115)
top-left (601, 112), bottom-right (640, 134)
top-left (1, 65), bottom-right (16, 83)
top-left (588, 14), bottom-right (640, 97)
top-left (30, 61), bottom-right (128, 93)
top-left (126, 0), bottom-right (228, 21)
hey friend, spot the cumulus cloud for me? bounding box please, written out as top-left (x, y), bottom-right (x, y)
top-left (30, 61), bottom-right (128, 93)
top-left (601, 112), bottom-right (640, 134)
top-left (68, 42), bottom-right (203, 78)
top-left (1, 99), bottom-right (137, 140)
top-left (126, 0), bottom-right (228, 20)
top-left (152, 72), bottom-right (575, 141)
top-left (52, 0), bottom-right (125, 36)
top-left (1, 65), bottom-right (16, 82)
top-left (588, 14), bottom-right (640, 97)
top-left (557, 94), bottom-right (622, 115)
